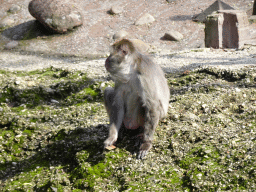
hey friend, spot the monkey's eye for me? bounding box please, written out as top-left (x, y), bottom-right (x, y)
top-left (122, 50), bottom-right (128, 55)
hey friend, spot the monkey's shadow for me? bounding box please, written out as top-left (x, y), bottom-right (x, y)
top-left (113, 125), bottom-right (145, 155)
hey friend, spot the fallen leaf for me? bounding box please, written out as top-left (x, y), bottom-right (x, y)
top-left (105, 145), bottom-right (116, 150)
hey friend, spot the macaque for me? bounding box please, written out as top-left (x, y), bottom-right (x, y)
top-left (104, 39), bottom-right (170, 159)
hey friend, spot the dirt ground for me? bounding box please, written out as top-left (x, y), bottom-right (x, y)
top-left (0, 0), bottom-right (255, 57)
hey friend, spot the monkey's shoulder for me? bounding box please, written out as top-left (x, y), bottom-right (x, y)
top-left (136, 55), bottom-right (164, 75)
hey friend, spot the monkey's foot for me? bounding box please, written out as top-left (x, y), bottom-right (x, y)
top-left (104, 136), bottom-right (117, 148)
top-left (137, 141), bottom-right (152, 159)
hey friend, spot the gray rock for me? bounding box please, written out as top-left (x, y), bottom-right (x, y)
top-left (15, 80), bottom-right (21, 85)
top-left (4, 41), bottom-right (19, 50)
top-left (109, 5), bottom-right (123, 15)
top-left (113, 30), bottom-right (128, 40)
top-left (163, 30), bottom-right (183, 41)
top-left (180, 112), bottom-right (199, 121)
top-left (51, 99), bottom-right (59, 104)
top-left (8, 5), bottom-right (21, 13)
top-left (129, 39), bottom-right (150, 53)
top-left (28, 0), bottom-right (83, 33)
top-left (135, 13), bottom-right (155, 25)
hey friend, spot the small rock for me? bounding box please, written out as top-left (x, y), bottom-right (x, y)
top-left (50, 187), bottom-right (58, 192)
top-left (113, 30), bottom-right (129, 40)
top-left (129, 39), bottom-right (150, 53)
top-left (191, 122), bottom-right (198, 127)
top-left (201, 104), bottom-right (207, 109)
top-left (197, 173), bottom-right (202, 179)
top-left (171, 114), bottom-right (179, 120)
top-left (205, 149), bottom-right (211, 154)
top-left (180, 112), bottom-right (198, 121)
top-left (135, 13), bottom-right (155, 25)
top-left (15, 80), bottom-right (20, 85)
top-left (163, 30), bottom-right (183, 41)
top-left (27, 81), bottom-right (36, 87)
top-left (45, 88), bottom-right (54, 93)
top-left (51, 99), bottom-right (59, 104)
top-left (8, 5), bottom-right (21, 13)
top-left (0, 18), bottom-right (15, 29)
top-left (100, 82), bottom-right (106, 88)
top-left (4, 41), bottom-right (19, 50)
top-left (109, 5), bottom-right (123, 15)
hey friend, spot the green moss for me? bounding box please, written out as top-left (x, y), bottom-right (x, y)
top-left (1, 66), bottom-right (256, 191)
top-left (72, 150), bottom-right (128, 190)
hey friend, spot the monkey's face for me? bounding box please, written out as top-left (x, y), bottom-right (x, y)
top-left (105, 45), bottom-right (129, 74)
top-left (105, 53), bottom-right (124, 73)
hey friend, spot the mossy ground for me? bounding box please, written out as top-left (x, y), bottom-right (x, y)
top-left (0, 66), bottom-right (256, 191)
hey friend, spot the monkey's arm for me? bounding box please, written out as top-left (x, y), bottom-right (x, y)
top-left (104, 92), bottom-right (124, 148)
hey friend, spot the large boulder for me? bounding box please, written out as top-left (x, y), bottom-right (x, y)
top-left (28, 0), bottom-right (83, 33)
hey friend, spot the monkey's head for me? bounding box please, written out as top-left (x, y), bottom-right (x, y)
top-left (105, 39), bottom-right (136, 76)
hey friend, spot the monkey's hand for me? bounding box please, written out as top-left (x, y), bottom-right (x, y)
top-left (137, 141), bottom-right (152, 159)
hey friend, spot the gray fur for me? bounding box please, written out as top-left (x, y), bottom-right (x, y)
top-left (104, 39), bottom-right (170, 159)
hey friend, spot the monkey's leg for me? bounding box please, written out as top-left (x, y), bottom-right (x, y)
top-left (137, 108), bottom-right (160, 159)
top-left (104, 88), bottom-right (124, 147)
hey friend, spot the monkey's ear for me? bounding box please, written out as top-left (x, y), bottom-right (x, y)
top-left (112, 39), bottom-right (136, 55)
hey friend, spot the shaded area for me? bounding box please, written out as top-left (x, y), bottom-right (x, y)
top-left (0, 126), bottom-right (107, 180)
top-left (1, 20), bottom-right (53, 41)
top-left (160, 52), bottom-right (256, 75)
top-left (169, 15), bottom-right (194, 21)
top-left (0, 67), bottom-right (103, 109)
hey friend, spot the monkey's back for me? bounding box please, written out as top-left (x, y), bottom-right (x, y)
top-left (137, 54), bottom-right (170, 117)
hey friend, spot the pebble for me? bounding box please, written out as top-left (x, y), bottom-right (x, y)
top-left (113, 30), bottom-right (128, 40)
top-left (135, 13), bottom-right (155, 25)
top-left (51, 99), bottom-right (59, 104)
top-left (4, 41), bottom-right (19, 50)
top-left (8, 5), bottom-right (21, 13)
top-left (15, 80), bottom-right (20, 85)
top-left (109, 5), bottom-right (123, 15)
top-left (180, 112), bottom-right (198, 121)
top-left (12, 162), bottom-right (17, 166)
top-left (163, 30), bottom-right (183, 41)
